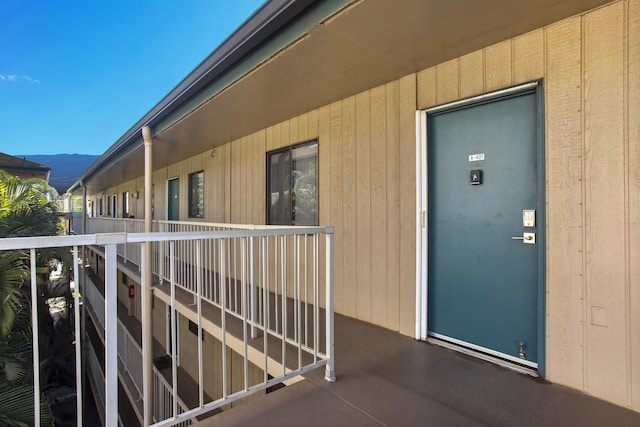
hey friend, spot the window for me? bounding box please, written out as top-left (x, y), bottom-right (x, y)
top-left (122, 192), bottom-right (130, 217)
top-left (107, 194), bottom-right (117, 218)
top-left (267, 141), bottom-right (318, 226)
top-left (188, 171), bottom-right (204, 218)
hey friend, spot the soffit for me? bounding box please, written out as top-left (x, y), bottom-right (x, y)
top-left (86, 0), bottom-right (610, 193)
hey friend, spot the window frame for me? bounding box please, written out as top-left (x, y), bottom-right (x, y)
top-left (107, 194), bottom-right (117, 218)
top-left (266, 139), bottom-right (319, 226)
top-left (122, 191), bottom-right (130, 218)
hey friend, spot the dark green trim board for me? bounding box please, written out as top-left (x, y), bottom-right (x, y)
top-left (534, 81), bottom-right (546, 378)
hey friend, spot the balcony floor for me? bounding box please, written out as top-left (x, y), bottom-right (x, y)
top-left (204, 314), bottom-right (640, 427)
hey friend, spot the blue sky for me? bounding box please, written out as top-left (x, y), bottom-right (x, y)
top-left (0, 0), bottom-right (265, 155)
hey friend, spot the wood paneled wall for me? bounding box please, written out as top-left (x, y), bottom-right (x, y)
top-left (92, 0), bottom-right (639, 410)
top-left (112, 78), bottom-right (418, 335)
top-left (416, 0), bottom-right (639, 410)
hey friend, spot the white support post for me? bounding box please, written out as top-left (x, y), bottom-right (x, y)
top-left (105, 243), bottom-right (119, 426)
top-left (220, 239), bottom-right (228, 398)
top-left (73, 246), bottom-right (83, 426)
top-left (196, 241), bottom-right (204, 409)
top-left (141, 248), bottom-right (152, 426)
top-left (241, 238), bottom-right (249, 392)
top-left (142, 125), bottom-right (155, 425)
top-left (169, 241), bottom-right (178, 418)
top-left (30, 249), bottom-right (40, 426)
top-left (324, 232), bottom-right (336, 382)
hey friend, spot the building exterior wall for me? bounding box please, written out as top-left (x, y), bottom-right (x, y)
top-left (415, 0), bottom-right (639, 409)
top-left (87, 0), bottom-right (639, 410)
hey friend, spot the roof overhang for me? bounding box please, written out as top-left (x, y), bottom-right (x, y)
top-left (72, 0), bottom-right (612, 195)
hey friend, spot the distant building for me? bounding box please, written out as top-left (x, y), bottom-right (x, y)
top-left (0, 152), bottom-right (51, 182)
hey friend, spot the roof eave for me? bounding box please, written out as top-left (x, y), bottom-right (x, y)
top-left (68, 0), bottom-right (316, 193)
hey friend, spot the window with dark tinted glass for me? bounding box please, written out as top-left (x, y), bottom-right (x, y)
top-left (267, 141), bottom-right (318, 226)
top-left (188, 171), bottom-right (204, 218)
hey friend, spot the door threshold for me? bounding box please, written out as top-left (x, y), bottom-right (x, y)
top-left (427, 335), bottom-right (539, 378)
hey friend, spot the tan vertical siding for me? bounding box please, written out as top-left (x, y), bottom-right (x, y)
top-left (89, 0), bottom-right (638, 411)
top-left (513, 30), bottom-right (544, 83)
top-left (484, 39), bottom-right (512, 91)
top-left (341, 97), bottom-right (357, 318)
top-left (369, 86), bottom-right (387, 325)
top-left (153, 299), bottom-right (167, 348)
top-left (354, 91), bottom-right (372, 323)
top-left (329, 101), bottom-right (344, 314)
top-left (385, 81), bottom-right (401, 331)
top-left (398, 74), bottom-right (417, 337)
top-left (435, 59), bottom-right (459, 104)
top-left (415, 0), bottom-right (638, 410)
top-left (459, 51), bottom-right (484, 98)
top-left (583, 2), bottom-right (628, 404)
top-left (179, 319), bottom-right (265, 406)
top-left (629, 0), bottom-right (640, 411)
top-left (545, 16), bottom-right (585, 391)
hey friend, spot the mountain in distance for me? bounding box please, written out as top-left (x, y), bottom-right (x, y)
top-left (19, 154), bottom-right (100, 194)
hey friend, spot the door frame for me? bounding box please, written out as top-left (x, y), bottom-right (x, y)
top-left (167, 176), bottom-right (180, 221)
top-left (415, 81), bottom-right (547, 377)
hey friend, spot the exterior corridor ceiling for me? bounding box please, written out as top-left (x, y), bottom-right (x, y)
top-left (84, 0), bottom-right (611, 193)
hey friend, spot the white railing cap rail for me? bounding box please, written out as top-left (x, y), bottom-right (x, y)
top-left (0, 233), bottom-right (128, 250)
top-left (127, 227), bottom-right (334, 243)
top-left (0, 226), bottom-right (335, 251)
top-left (98, 217), bottom-right (330, 232)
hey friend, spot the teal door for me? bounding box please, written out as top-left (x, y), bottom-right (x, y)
top-left (427, 88), bottom-right (543, 368)
top-left (168, 178), bottom-right (179, 221)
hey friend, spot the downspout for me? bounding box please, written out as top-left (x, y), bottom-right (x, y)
top-left (141, 126), bottom-right (154, 425)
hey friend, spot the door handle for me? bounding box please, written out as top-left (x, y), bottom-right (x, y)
top-left (512, 232), bottom-right (535, 244)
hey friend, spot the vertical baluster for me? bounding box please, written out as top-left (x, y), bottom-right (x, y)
top-left (72, 246), bottom-right (82, 425)
top-left (29, 249), bottom-right (40, 427)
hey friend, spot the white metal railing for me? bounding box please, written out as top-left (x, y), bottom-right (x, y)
top-left (118, 320), bottom-right (144, 399)
top-left (153, 366), bottom-right (194, 427)
top-left (87, 341), bottom-right (106, 425)
top-left (0, 226), bottom-right (334, 427)
top-left (85, 274), bottom-right (106, 334)
top-left (84, 275), bottom-right (198, 425)
top-left (86, 217), bottom-right (145, 266)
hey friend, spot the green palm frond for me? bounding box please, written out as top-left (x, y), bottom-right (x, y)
top-left (0, 301), bottom-right (32, 385)
top-left (0, 170), bottom-right (59, 238)
top-left (0, 250), bottom-right (28, 341)
top-left (0, 382), bottom-right (54, 427)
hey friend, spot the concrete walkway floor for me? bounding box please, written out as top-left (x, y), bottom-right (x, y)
top-left (205, 314), bottom-right (640, 427)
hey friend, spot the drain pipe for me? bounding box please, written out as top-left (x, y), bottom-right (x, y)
top-left (141, 126), bottom-right (154, 425)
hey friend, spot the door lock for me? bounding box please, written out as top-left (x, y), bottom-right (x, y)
top-left (512, 232), bottom-right (536, 245)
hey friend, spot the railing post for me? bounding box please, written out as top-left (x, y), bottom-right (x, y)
top-left (104, 242), bottom-right (119, 426)
top-left (73, 246), bottom-right (83, 426)
top-left (324, 231), bottom-right (336, 382)
top-left (250, 236), bottom-right (258, 339)
top-left (29, 249), bottom-right (40, 426)
top-left (141, 247), bottom-right (153, 425)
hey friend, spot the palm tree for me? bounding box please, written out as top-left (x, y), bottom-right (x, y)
top-left (0, 170), bottom-right (59, 238)
top-left (0, 170), bottom-right (60, 339)
top-left (0, 170), bottom-right (68, 426)
top-left (0, 301), bottom-right (55, 426)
